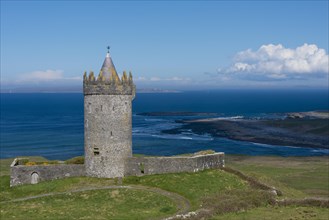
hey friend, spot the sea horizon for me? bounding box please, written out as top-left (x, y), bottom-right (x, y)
top-left (1, 87), bottom-right (328, 94)
top-left (1, 90), bottom-right (328, 160)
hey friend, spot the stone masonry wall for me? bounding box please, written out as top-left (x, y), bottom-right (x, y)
top-left (84, 95), bottom-right (133, 178)
top-left (125, 153), bottom-right (225, 176)
top-left (10, 153), bottom-right (224, 187)
top-left (10, 159), bottom-right (85, 187)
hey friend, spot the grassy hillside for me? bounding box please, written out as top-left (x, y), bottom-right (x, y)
top-left (0, 157), bottom-right (247, 219)
top-left (1, 188), bottom-right (177, 219)
top-left (211, 206), bottom-right (329, 220)
top-left (124, 169), bottom-right (247, 209)
top-left (1, 155), bottom-right (328, 219)
top-left (226, 155), bottom-right (329, 198)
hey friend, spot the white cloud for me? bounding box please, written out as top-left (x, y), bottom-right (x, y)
top-left (135, 76), bottom-right (147, 81)
top-left (18, 70), bottom-right (81, 82)
top-left (150, 77), bottom-right (161, 81)
top-left (219, 43), bottom-right (329, 80)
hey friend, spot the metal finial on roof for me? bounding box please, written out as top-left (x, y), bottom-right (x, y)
top-left (107, 46), bottom-right (110, 53)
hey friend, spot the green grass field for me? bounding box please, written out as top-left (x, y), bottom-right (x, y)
top-left (225, 155), bottom-right (329, 198)
top-left (211, 206), bottom-right (329, 220)
top-left (124, 169), bottom-right (247, 209)
top-left (1, 188), bottom-right (177, 219)
top-left (1, 155), bottom-right (328, 219)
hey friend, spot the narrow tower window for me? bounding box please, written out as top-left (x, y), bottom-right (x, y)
top-left (93, 147), bottom-right (100, 156)
top-left (112, 106), bottom-right (115, 111)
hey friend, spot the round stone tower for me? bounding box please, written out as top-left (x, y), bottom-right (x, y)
top-left (83, 50), bottom-right (135, 178)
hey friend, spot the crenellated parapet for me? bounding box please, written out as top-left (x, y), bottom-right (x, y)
top-left (83, 70), bottom-right (136, 96)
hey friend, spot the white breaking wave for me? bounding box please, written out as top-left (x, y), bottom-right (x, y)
top-left (144, 118), bottom-right (165, 122)
top-left (214, 116), bottom-right (244, 120)
top-left (150, 134), bottom-right (213, 141)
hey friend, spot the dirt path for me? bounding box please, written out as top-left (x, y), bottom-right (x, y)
top-left (1, 185), bottom-right (191, 218)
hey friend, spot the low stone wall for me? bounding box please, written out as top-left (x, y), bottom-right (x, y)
top-left (10, 158), bottom-right (85, 187)
top-left (125, 152), bottom-right (225, 176)
top-left (10, 153), bottom-right (224, 187)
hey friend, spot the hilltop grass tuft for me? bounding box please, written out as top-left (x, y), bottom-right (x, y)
top-left (65, 156), bottom-right (84, 164)
top-left (0, 156), bottom-right (49, 176)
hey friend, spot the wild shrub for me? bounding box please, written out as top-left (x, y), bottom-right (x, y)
top-left (193, 150), bottom-right (216, 156)
top-left (222, 167), bottom-right (283, 195)
top-left (65, 156), bottom-right (84, 164)
top-left (25, 161), bottom-right (37, 166)
top-left (278, 198), bottom-right (329, 208)
top-left (199, 189), bottom-right (276, 218)
top-left (17, 159), bottom-right (29, 165)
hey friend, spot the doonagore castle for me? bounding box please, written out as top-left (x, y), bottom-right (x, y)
top-left (83, 50), bottom-right (135, 178)
top-left (10, 50), bottom-right (224, 186)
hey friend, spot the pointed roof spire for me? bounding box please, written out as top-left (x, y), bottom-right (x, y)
top-left (101, 46), bottom-right (118, 80)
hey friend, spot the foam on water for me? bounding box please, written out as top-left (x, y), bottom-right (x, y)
top-left (215, 116), bottom-right (244, 120)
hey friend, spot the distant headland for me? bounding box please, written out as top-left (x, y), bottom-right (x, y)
top-left (162, 111), bottom-right (329, 149)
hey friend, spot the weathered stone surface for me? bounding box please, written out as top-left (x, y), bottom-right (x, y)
top-left (83, 52), bottom-right (135, 179)
top-left (10, 159), bottom-right (85, 187)
top-left (125, 153), bottom-right (225, 176)
top-left (84, 94), bottom-right (133, 178)
top-left (83, 83), bottom-right (136, 96)
top-left (10, 153), bottom-right (224, 186)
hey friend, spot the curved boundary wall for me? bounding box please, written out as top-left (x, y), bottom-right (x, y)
top-left (125, 152), bottom-right (225, 176)
top-left (10, 153), bottom-right (224, 187)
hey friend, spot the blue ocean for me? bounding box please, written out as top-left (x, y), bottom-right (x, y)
top-left (1, 90), bottom-right (328, 160)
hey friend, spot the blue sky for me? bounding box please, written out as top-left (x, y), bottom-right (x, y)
top-left (1, 1), bottom-right (328, 91)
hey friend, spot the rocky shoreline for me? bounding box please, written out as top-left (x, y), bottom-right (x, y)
top-left (287, 111), bottom-right (329, 119)
top-left (162, 111), bottom-right (329, 149)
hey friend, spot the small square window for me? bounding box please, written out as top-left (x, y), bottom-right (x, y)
top-left (93, 147), bottom-right (100, 156)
